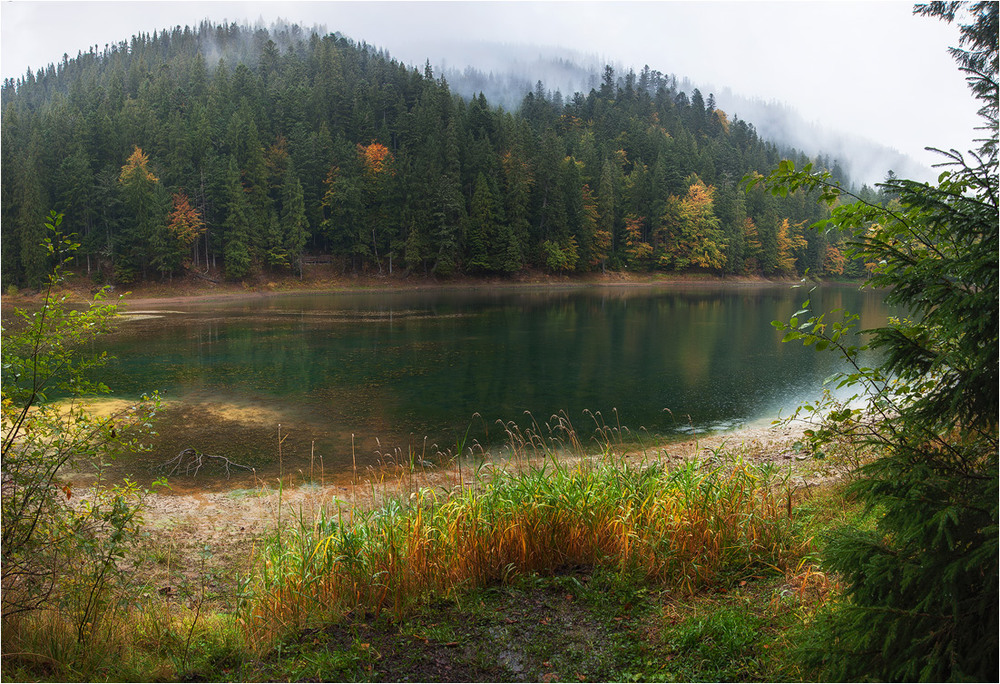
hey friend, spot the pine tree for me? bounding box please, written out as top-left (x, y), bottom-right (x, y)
top-left (280, 162), bottom-right (309, 276)
top-left (222, 158), bottom-right (252, 279)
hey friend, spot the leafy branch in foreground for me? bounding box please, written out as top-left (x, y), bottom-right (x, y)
top-left (1, 211), bottom-right (161, 630)
top-left (744, 3), bottom-right (997, 677)
top-left (749, 153), bottom-right (998, 451)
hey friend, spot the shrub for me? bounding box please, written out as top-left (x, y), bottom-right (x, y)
top-left (1, 212), bottom-right (159, 637)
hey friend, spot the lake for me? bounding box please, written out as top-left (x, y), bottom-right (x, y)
top-left (95, 283), bottom-right (888, 487)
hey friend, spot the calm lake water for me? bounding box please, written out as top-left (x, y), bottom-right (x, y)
top-left (95, 283), bottom-right (888, 486)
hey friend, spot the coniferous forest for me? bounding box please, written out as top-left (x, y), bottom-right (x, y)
top-left (1, 21), bottom-right (869, 289)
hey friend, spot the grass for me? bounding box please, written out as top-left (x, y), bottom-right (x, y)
top-left (243, 450), bottom-right (800, 646)
top-left (1, 416), bottom-right (868, 682)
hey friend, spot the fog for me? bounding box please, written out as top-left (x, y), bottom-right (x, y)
top-left (424, 40), bottom-right (935, 186)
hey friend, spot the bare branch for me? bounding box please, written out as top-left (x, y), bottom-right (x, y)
top-left (157, 448), bottom-right (253, 479)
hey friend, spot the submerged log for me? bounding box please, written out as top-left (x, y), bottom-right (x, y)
top-left (158, 447), bottom-right (253, 478)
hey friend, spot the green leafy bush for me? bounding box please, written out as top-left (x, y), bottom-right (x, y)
top-left (1, 212), bottom-right (160, 630)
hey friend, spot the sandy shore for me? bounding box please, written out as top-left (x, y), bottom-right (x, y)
top-left (2, 269), bottom-right (802, 312)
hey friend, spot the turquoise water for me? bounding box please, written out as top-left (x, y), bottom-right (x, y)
top-left (96, 283), bottom-right (888, 482)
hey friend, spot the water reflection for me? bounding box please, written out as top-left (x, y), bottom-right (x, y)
top-left (95, 284), bottom-right (889, 484)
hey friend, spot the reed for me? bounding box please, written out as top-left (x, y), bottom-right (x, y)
top-left (241, 418), bottom-right (799, 649)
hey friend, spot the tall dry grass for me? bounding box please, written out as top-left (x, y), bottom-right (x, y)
top-left (241, 415), bottom-right (799, 649)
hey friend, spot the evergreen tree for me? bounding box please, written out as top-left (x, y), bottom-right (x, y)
top-left (280, 162), bottom-right (309, 276)
top-left (713, 178), bottom-right (748, 274)
top-left (0, 18), bottom-right (856, 285)
top-left (597, 157), bottom-right (620, 268)
top-left (222, 158), bottom-right (252, 279)
top-left (465, 172), bottom-right (502, 273)
top-left (761, 4), bottom-right (998, 678)
top-left (16, 160), bottom-right (48, 288)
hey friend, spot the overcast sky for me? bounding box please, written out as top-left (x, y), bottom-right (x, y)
top-left (0, 1), bottom-right (983, 175)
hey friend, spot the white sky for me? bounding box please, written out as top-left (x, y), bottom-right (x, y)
top-left (0, 0), bottom-right (983, 174)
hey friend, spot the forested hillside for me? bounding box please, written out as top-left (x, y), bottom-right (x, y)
top-left (1, 21), bottom-right (870, 289)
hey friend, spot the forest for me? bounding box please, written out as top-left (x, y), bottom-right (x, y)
top-left (1, 21), bottom-right (871, 289)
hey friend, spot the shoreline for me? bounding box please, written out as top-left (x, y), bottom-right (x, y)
top-left (124, 418), bottom-right (826, 593)
top-left (2, 268), bottom-right (838, 310)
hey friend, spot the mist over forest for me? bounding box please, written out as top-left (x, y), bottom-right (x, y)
top-left (425, 41), bottom-right (930, 186)
top-left (2, 18), bottom-right (896, 289)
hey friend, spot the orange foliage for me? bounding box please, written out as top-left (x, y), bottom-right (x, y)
top-left (662, 179), bottom-right (725, 270)
top-left (119, 146), bottom-right (158, 185)
top-left (824, 245), bottom-right (846, 275)
top-left (777, 219), bottom-right (808, 275)
top-left (266, 135), bottom-right (290, 175)
top-left (358, 142), bottom-right (393, 178)
top-left (713, 109), bottom-right (730, 134)
top-left (501, 150), bottom-right (535, 187)
top-left (593, 229), bottom-right (612, 266)
top-left (166, 192), bottom-right (205, 245)
top-left (682, 180), bottom-right (714, 211)
top-left (320, 166), bottom-right (340, 215)
top-left (558, 114), bottom-right (584, 131)
top-left (624, 214), bottom-right (653, 264)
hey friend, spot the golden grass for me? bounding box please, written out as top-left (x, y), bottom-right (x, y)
top-left (241, 435), bottom-right (801, 649)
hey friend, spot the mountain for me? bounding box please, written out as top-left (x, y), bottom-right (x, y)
top-left (421, 41), bottom-right (929, 186)
top-left (1, 20), bottom-right (872, 289)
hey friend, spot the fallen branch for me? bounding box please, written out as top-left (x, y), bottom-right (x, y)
top-left (157, 448), bottom-right (253, 479)
top-left (191, 270), bottom-right (220, 284)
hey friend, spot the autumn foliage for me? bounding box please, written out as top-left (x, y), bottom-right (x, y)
top-left (624, 214), bottom-right (652, 265)
top-left (661, 178), bottom-right (725, 271)
top-left (2, 21), bottom-right (861, 287)
top-left (118, 146), bottom-right (158, 185)
top-left (165, 192), bottom-right (205, 246)
top-left (776, 219), bottom-right (807, 275)
top-left (358, 142), bottom-right (393, 178)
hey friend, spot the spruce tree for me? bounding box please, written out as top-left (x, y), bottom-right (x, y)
top-left (280, 163), bottom-right (309, 276)
top-left (758, 4), bottom-right (998, 678)
top-left (222, 158), bottom-right (252, 279)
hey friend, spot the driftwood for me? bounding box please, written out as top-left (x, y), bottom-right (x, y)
top-left (158, 448), bottom-right (253, 479)
top-left (191, 270), bottom-right (220, 284)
